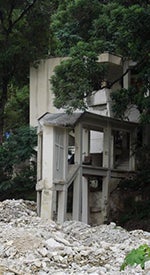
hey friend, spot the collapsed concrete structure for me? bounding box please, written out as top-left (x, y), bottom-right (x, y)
top-left (30, 53), bottom-right (139, 225)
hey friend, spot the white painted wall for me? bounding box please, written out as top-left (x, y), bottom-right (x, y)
top-left (30, 57), bottom-right (66, 127)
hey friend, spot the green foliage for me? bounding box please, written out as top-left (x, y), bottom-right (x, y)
top-left (50, 0), bottom-right (150, 117)
top-left (0, 0), bottom-right (58, 136)
top-left (4, 85), bottom-right (29, 131)
top-left (91, 2), bottom-right (150, 58)
top-left (111, 61), bottom-right (150, 123)
top-left (0, 126), bottom-right (37, 199)
top-left (119, 142), bottom-right (150, 191)
top-left (51, 41), bottom-right (106, 112)
top-left (118, 198), bottom-right (150, 225)
top-left (1, 126), bottom-right (37, 164)
top-left (121, 244), bottom-right (150, 270)
top-left (51, 0), bottom-right (101, 56)
top-left (114, 140), bottom-right (150, 226)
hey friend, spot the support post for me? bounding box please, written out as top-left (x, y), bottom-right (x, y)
top-left (82, 128), bottom-right (90, 161)
top-left (37, 191), bottom-right (41, 217)
top-left (73, 123), bottom-right (82, 221)
top-left (81, 128), bottom-right (89, 223)
top-left (40, 126), bottom-right (54, 219)
top-left (82, 176), bottom-right (88, 223)
top-left (57, 186), bottom-right (67, 223)
top-left (129, 130), bottom-right (136, 170)
top-left (41, 189), bottom-right (54, 219)
top-left (101, 172), bottom-right (111, 223)
top-left (123, 60), bottom-right (130, 89)
top-left (102, 122), bottom-right (112, 222)
top-left (103, 123), bottom-right (112, 168)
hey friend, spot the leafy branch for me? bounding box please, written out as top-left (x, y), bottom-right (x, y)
top-left (121, 244), bottom-right (150, 270)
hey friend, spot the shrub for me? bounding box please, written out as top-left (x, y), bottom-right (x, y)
top-left (0, 126), bottom-right (37, 200)
top-left (121, 244), bottom-right (150, 270)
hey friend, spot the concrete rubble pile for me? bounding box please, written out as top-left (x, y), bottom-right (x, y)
top-left (0, 200), bottom-right (150, 275)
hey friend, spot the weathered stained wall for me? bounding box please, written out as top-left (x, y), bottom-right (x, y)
top-left (30, 57), bottom-right (66, 127)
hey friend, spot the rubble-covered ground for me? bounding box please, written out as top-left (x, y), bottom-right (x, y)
top-left (0, 200), bottom-right (150, 275)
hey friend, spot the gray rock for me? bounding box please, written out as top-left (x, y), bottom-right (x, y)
top-left (0, 199), bottom-right (149, 275)
top-left (145, 260), bottom-right (150, 270)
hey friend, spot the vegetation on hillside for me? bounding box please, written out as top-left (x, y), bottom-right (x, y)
top-left (0, 0), bottom-right (149, 217)
top-left (0, 0), bottom-right (58, 199)
top-left (50, 0), bottom-right (150, 122)
top-left (50, 0), bottom-right (150, 229)
top-left (0, 0), bottom-right (58, 138)
top-left (0, 126), bottom-right (37, 200)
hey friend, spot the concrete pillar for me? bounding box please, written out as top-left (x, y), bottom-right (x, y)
top-left (57, 187), bottom-right (67, 223)
top-left (82, 128), bottom-right (90, 161)
top-left (103, 124), bottom-right (112, 168)
top-left (42, 126), bottom-right (54, 187)
top-left (102, 123), bottom-right (112, 222)
top-left (37, 191), bottom-right (41, 216)
top-left (40, 126), bottom-right (54, 219)
top-left (81, 129), bottom-right (89, 223)
top-left (105, 88), bottom-right (112, 117)
top-left (123, 60), bottom-right (130, 89)
top-left (110, 134), bottom-right (114, 168)
top-left (82, 176), bottom-right (88, 223)
top-left (129, 130), bottom-right (136, 170)
top-left (73, 123), bottom-right (82, 221)
top-left (41, 189), bottom-right (54, 219)
top-left (64, 129), bottom-right (69, 179)
top-left (101, 172), bottom-right (110, 222)
top-left (37, 133), bottom-right (43, 181)
top-left (72, 175), bottom-right (82, 221)
top-left (36, 132), bottom-right (43, 216)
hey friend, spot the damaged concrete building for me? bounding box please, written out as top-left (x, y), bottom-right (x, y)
top-left (30, 53), bottom-right (139, 225)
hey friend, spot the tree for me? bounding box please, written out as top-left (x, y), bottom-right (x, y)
top-left (4, 85), bottom-right (29, 132)
top-left (50, 1), bottom-right (150, 215)
top-left (0, 126), bottom-right (37, 200)
top-left (0, 0), bottom-right (57, 141)
top-left (50, 0), bottom-right (150, 122)
top-left (50, 0), bottom-right (102, 56)
top-left (51, 41), bottom-right (107, 112)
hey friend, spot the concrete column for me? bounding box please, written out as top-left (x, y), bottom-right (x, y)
top-left (73, 123), bottom-right (82, 221)
top-left (129, 130), bottom-right (136, 170)
top-left (40, 126), bottom-right (54, 219)
top-left (103, 124), bottom-right (112, 168)
top-left (41, 189), bottom-right (54, 219)
top-left (64, 129), bottom-right (69, 179)
top-left (52, 190), bottom-right (57, 214)
top-left (123, 60), bottom-right (130, 89)
top-left (37, 191), bottom-right (41, 216)
top-left (110, 134), bottom-right (114, 168)
top-left (101, 172), bottom-right (110, 223)
top-left (42, 126), bottom-right (54, 187)
top-left (105, 88), bottom-right (112, 117)
top-left (102, 122), bottom-right (112, 222)
top-left (37, 133), bottom-right (43, 181)
top-left (82, 176), bottom-right (88, 224)
top-left (82, 128), bottom-right (90, 161)
top-left (72, 175), bottom-right (82, 221)
top-left (36, 131), bottom-right (43, 216)
top-left (57, 187), bottom-right (67, 223)
top-left (82, 128), bottom-right (89, 223)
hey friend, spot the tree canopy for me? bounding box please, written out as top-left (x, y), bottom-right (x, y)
top-left (50, 0), bottom-right (150, 121)
top-left (0, 126), bottom-right (37, 200)
top-left (0, 0), bottom-right (60, 198)
top-left (0, 0), bottom-right (58, 139)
